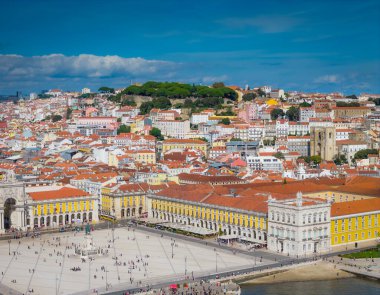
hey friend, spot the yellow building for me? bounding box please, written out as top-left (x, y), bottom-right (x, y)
top-left (162, 139), bottom-right (208, 155)
top-left (27, 186), bottom-right (98, 228)
top-left (101, 183), bottom-right (149, 219)
top-left (265, 98), bottom-right (278, 106)
top-left (147, 184), bottom-right (268, 242)
top-left (133, 150), bottom-right (156, 164)
top-left (331, 198), bottom-right (380, 247)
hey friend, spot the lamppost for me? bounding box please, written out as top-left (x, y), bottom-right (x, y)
top-left (55, 274), bottom-right (58, 295)
top-left (105, 267), bottom-right (109, 291)
top-left (185, 256), bottom-right (187, 275)
top-left (8, 240), bottom-right (11, 255)
top-left (215, 252), bottom-right (218, 273)
top-left (88, 257), bottom-right (94, 292)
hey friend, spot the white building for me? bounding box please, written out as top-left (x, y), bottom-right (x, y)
top-left (268, 192), bottom-right (331, 256)
top-left (246, 156), bottom-right (283, 172)
top-left (190, 113), bottom-right (210, 125)
top-left (300, 107), bottom-right (316, 122)
top-left (154, 120), bottom-right (190, 139)
top-left (270, 89), bottom-right (285, 99)
top-left (82, 88), bottom-right (91, 94)
top-left (248, 123), bottom-right (265, 141)
top-left (289, 122), bottom-right (309, 136)
top-left (335, 129), bottom-right (351, 141)
top-left (276, 119), bottom-right (289, 137)
top-left (337, 140), bottom-right (368, 163)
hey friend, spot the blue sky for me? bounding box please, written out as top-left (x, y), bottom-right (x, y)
top-left (0, 0), bottom-right (379, 94)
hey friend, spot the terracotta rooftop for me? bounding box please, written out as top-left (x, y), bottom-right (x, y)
top-left (28, 187), bottom-right (89, 201)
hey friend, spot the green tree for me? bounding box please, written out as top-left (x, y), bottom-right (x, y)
top-left (230, 138), bottom-right (243, 141)
top-left (52, 115), bottom-right (63, 122)
top-left (117, 124), bottom-right (131, 134)
top-left (345, 94), bottom-right (358, 99)
top-left (66, 108), bottom-right (73, 119)
top-left (98, 86), bottom-right (115, 93)
top-left (220, 118), bottom-right (230, 125)
top-left (273, 152), bottom-right (285, 160)
top-left (121, 98), bottom-right (136, 106)
top-left (149, 127), bottom-right (164, 140)
top-left (270, 109), bottom-right (285, 120)
top-left (242, 93), bottom-right (257, 101)
top-left (286, 106), bottom-right (300, 121)
top-left (140, 101), bottom-right (155, 115)
top-left (257, 89), bottom-right (266, 97)
top-left (153, 97), bottom-right (172, 109)
top-left (336, 101), bottom-right (360, 107)
top-left (334, 154), bottom-right (348, 165)
top-left (310, 155), bottom-right (322, 164)
top-left (298, 156), bottom-right (311, 163)
top-left (299, 102), bottom-right (312, 107)
top-left (212, 82), bottom-right (225, 88)
top-left (183, 99), bottom-right (193, 108)
top-left (354, 149), bottom-right (378, 160)
top-left (369, 97), bottom-right (380, 105)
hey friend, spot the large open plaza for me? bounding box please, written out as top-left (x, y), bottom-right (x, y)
top-left (0, 226), bottom-right (270, 295)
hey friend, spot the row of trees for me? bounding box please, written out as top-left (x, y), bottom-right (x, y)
top-left (121, 81), bottom-right (238, 100)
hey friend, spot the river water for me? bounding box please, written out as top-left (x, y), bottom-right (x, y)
top-left (241, 278), bottom-right (380, 295)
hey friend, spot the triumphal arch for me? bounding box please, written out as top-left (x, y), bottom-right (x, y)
top-left (0, 182), bottom-right (27, 233)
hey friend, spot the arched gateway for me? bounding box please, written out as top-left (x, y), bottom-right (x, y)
top-left (0, 183), bottom-right (27, 233)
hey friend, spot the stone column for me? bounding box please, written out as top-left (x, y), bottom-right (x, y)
top-left (0, 212), bottom-right (3, 230)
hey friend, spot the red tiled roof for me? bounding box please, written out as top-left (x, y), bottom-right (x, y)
top-left (28, 187), bottom-right (89, 201)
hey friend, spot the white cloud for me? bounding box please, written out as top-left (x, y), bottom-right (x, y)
top-left (0, 54), bottom-right (176, 80)
top-left (314, 75), bottom-right (340, 84)
top-left (201, 75), bottom-right (228, 83)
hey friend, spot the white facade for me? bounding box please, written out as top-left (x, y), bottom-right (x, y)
top-left (289, 122), bottom-right (309, 136)
top-left (246, 156), bottom-right (283, 172)
top-left (300, 107), bottom-right (316, 122)
top-left (337, 141), bottom-right (368, 163)
top-left (81, 88), bottom-right (91, 94)
top-left (154, 120), bottom-right (190, 139)
top-left (268, 192), bottom-right (331, 256)
top-left (276, 119), bottom-right (289, 137)
top-left (190, 113), bottom-right (210, 125)
top-left (248, 124), bottom-right (265, 141)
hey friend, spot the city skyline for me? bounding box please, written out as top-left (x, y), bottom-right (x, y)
top-left (1, 0), bottom-right (380, 94)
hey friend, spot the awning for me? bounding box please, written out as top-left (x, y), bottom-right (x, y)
top-left (218, 234), bottom-right (238, 240)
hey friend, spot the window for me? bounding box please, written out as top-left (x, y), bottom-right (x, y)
top-left (341, 236), bottom-right (345, 242)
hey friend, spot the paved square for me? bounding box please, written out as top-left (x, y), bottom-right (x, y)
top-left (0, 227), bottom-right (266, 294)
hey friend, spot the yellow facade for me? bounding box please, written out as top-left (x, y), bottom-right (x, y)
top-left (151, 198), bottom-right (266, 231)
top-left (331, 213), bottom-right (380, 246)
top-left (134, 151), bottom-right (156, 164)
top-left (101, 187), bottom-right (146, 218)
top-left (162, 142), bottom-right (207, 154)
top-left (33, 200), bottom-right (94, 216)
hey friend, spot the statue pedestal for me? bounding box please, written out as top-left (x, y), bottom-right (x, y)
top-left (74, 234), bottom-right (106, 258)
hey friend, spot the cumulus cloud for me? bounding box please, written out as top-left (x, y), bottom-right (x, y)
top-left (314, 75), bottom-right (341, 84)
top-left (0, 54), bottom-right (176, 80)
